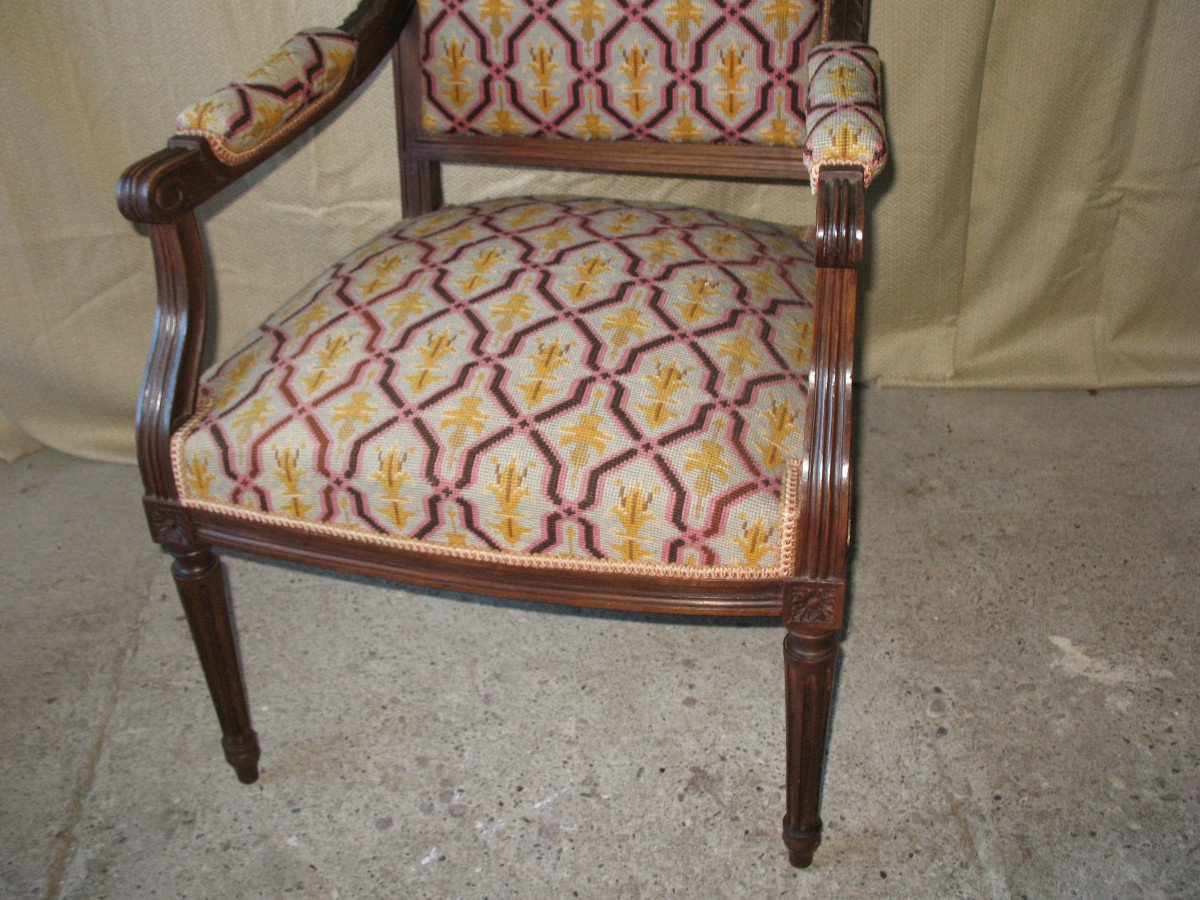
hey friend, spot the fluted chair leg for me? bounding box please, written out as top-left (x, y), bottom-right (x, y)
top-left (782, 628), bottom-right (839, 868)
top-left (170, 546), bottom-right (260, 783)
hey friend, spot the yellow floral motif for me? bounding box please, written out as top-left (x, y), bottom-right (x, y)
top-left (478, 0), bottom-right (514, 44)
top-left (290, 301), bottom-right (331, 338)
top-left (183, 453), bottom-right (215, 500)
top-left (443, 507), bottom-right (469, 547)
top-left (664, 0), bottom-right (703, 46)
top-left (440, 374), bottom-right (489, 460)
top-left (675, 275), bottom-right (720, 324)
top-left (314, 45), bottom-right (354, 94)
top-left (682, 417), bottom-right (731, 521)
top-left (372, 447), bottom-right (415, 530)
top-left (610, 480), bottom-right (656, 562)
top-left (435, 224), bottom-right (477, 249)
top-left (618, 43), bottom-right (655, 119)
top-left (485, 85), bottom-right (525, 136)
top-left (574, 89), bottom-right (613, 140)
top-left (637, 358), bottom-right (689, 429)
top-left (733, 515), bottom-right (776, 566)
top-left (241, 100), bottom-right (291, 147)
top-left (667, 91), bottom-right (704, 142)
top-left (272, 445), bottom-right (312, 519)
top-left (439, 38), bottom-right (475, 110)
top-left (525, 41), bottom-right (561, 116)
top-left (455, 246), bottom-right (506, 294)
top-left (231, 396), bottom-right (273, 442)
top-left (600, 305), bottom-right (649, 349)
top-left (517, 338), bottom-right (573, 407)
top-left (830, 63), bottom-right (863, 101)
top-left (211, 350), bottom-right (260, 407)
top-left (535, 226), bottom-right (575, 251)
top-left (486, 456), bottom-right (534, 546)
top-left (505, 204), bottom-right (548, 229)
top-left (641, 236), bottom-right (681, 266)
top-left (247, 47), bottom-right (300, 80)
top-left (788, 319), bottom-right (813, 367)
top-left (383, 292), bottom-right (429, 331)
top-left (359, 254), bottom-right (404, 297)
top-left (302, 333), bottom-right (355, 396)
top-left (717, 319), bottom-right (763, 378)
top-left (758, 94), bottom-right (801, 147)
top-left (489, 288), bottom-right (534, 334)
top-left (755, 394), bottom-right (800, 469)
top-left (567, 0), bottom-right (606, 57)
top-left (822, 120), bottom-right (869, 162)
top-left (762, 0), bottom-right (806, 53)
top-left (713, 42), bottom-right (749, 120)
top-left (181, 100), bottom-right (220, 131)
top-left (330, 391), bottom-right (379, 442)
top-left (565, 254), bottom-right (611, 303)
top-left (558, 524), bottom-right (583, 558)
top-left (560, 390), bottom-right (612, 474)
top-left (746, 269), bottom-right (781, 299)
top-left (405, 329), bottom-right (458, 394)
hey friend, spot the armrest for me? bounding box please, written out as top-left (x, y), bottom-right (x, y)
top-left (117, 0), bottom-right (414, 224)
top-left (174, 30), bottom-right (358, 166)
top-left (804, 42), bottom-right (888, 188)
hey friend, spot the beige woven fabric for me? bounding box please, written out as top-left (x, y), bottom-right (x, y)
top-left (1, 1), bottom-right (1198, 463)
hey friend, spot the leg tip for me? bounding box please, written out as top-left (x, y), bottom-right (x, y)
top-left (782, 816), bottom-right (823, 869)
top-left (789, 848), bottom-right (815, 868)
top-left (222, 731), bottom-right (261, 784)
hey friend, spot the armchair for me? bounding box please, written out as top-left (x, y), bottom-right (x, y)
top-left (118, 0), bottom-right (886, 868)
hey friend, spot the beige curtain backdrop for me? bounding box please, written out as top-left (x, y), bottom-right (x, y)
top-left (1, 1), bottom-right (1197, 463)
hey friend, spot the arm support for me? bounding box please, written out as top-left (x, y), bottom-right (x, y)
top-left (117, 0), bottom-right (413, 224)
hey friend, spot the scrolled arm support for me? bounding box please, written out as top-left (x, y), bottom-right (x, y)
top-left (793, 167), bottom-right (864, 599)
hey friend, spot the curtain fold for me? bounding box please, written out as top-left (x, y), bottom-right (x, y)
top-left (1, 0), bottom-right (1197, 462)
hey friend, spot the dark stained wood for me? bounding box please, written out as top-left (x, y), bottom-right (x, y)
top-left (822, 0), bottom-right (869, 42)
top-left (781, 629), bottom-right (839, 868)
top-left (172, 546), bottom-right (260, 784)
top-left (135, 216), bottom-right (208, 499)
top-left (120, 0), bottom-right (877, 869)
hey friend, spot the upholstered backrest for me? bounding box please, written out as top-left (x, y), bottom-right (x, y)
top-left (413, 0), bottom-right (820, 148)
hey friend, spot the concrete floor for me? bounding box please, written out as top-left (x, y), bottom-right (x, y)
top-left (1, 387), bottom-right (1196, 898)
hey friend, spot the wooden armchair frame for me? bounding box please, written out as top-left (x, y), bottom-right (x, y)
top-left (118, 0), bottom-right (871, 869)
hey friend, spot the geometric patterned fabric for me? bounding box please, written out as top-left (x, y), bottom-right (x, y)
top-left (418, 0), bottom-right (819, 145)
top-left (803, 41), bottom-right (887, 185)
top-left (173, 197), bottom-right (815, 578)
top-left (175, 30), bottom-right (357, 165)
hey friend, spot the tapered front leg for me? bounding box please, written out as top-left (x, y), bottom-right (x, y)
top-left (171, 546), bottom-right (260, 783)
top-left (782, 628), bottom-right (839, 868)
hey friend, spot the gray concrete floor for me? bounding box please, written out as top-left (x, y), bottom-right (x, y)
top-left (1, 387), bottom-right (1197, 898)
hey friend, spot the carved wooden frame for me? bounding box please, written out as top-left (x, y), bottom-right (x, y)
top-left (117, 0), bottom-right (871, 870)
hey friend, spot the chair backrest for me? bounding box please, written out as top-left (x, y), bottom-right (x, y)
top-left (395, 0), bottom-right (826, 183)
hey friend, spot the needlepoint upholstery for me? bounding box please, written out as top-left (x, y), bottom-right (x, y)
top-left (418, 0), bottom-right (820, 145)
top-left (175, 30), bottom-right (358, 164)
top-left (173, 197), bottom-right (816, 577)
top-left (803, 41), bottom-right (887, 184)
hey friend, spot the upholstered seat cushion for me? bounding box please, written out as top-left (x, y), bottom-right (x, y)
top-left (173, 196), bottom-right (815, 578)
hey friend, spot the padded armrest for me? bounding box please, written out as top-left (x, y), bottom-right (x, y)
top-left (804, 42), bottom-right (888, 188)
top-left (174, 29), bottom-right (358, 166)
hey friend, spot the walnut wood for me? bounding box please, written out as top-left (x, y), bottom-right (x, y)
top-left (392, 36), bottom-right (444, 217)
top-left (120, 0), bottom-right (874, 869)
top-left (795, 168), bottom-right (863, 598)
top-left (821, 0), bottom-right (869, 42)
top-left (135, 216), bottom-right (208, 500)
top-left (782, 629), bottom-right (839, 868)
top-left (172, 546), bottom-right (260, 784)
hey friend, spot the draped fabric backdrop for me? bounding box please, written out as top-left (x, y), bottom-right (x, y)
top-left (1, 1), bottom-right (1197, 462)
